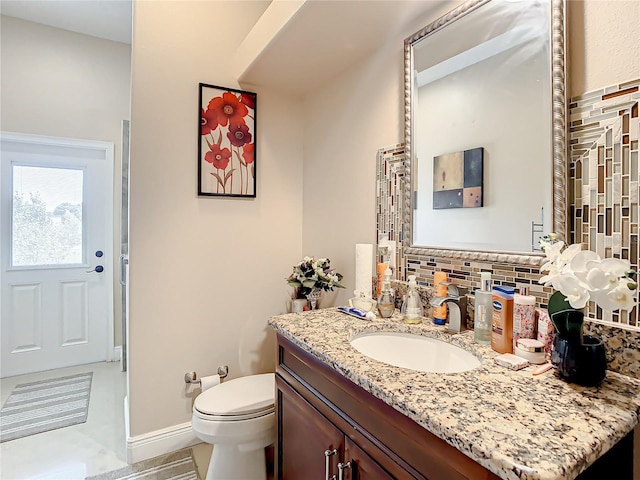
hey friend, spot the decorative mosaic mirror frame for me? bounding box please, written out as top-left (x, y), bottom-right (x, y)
top-left (402, 0), bottom-right (567, 268)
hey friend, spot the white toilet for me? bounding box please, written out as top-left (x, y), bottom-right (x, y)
top-left (191, 373), bottom-right (276, 480)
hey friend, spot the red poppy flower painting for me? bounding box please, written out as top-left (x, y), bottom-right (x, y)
top-left (204, 144), bottom-right (231, 170)
top-left (242, 143), bottom-right (254, 165)
top-left (198, 83), bottom-right (256, 197)
top-left (207, 92), bottom-right (248, 127)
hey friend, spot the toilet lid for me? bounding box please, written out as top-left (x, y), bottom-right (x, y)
top-left (194, 373), bottom-right (275, 417)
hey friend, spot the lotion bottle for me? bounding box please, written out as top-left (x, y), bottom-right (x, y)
top-left (474, 272), bottom-right (492, 345)
top-left (491, 285), bottom-right (515, 354)
top-left (401, 275), bottom-right (423, 324)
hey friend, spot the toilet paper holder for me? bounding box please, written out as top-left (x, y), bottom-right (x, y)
top-left (184, 365), bottom-right (229, 386)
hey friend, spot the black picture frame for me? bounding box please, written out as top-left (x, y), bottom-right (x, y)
top-left (198, 83), bottom-right (256, 197)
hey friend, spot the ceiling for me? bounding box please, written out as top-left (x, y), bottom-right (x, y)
top-left (0, 0), bottom-right (450, 97)
top-left (238, 0), bottom-right (448, 97)
top-left (0, 0), bottom-right (133, 44)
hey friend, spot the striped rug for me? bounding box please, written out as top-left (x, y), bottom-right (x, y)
top-left (0, 372), bottom-right (92, 443)
top-left (85, 449), bottom-right (199, 480)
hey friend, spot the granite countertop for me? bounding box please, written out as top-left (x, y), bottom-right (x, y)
top-left (268, 308), bottom-right (640, 480)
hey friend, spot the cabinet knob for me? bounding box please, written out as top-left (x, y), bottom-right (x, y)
top-left (324, 449), bottom-right (337, 480)
top-left (338, 461), bottom-right (351, 480)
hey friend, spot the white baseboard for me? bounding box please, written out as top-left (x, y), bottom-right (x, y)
top-left (126, 419), bottom-right (200, 464)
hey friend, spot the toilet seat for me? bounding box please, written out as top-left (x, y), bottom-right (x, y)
top-left (194, 373), bottom-right (275, 421)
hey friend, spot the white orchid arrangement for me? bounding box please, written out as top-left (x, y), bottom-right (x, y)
top-left (539, 234), bottom-right (637, 311)
top-left (539, 233), bottom-right (637, 341)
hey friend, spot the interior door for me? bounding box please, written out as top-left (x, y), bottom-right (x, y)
top-left (0, 132), bottom-right (114, 378)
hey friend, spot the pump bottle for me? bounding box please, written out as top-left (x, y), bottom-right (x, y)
top-left (377, 267), bottom-right (395, 318)
top-left (401, 275), bottom-right (423, 324)
top-left (474, 272), bottom-right (492, 344)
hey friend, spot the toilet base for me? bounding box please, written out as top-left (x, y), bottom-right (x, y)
top-left (205, 443), bottom-right (267, 480)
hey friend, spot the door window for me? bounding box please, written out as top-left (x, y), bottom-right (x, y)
top-left (11, 165), bottom-right (84, 267)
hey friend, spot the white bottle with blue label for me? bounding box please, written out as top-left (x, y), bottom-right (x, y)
top-left (474, 272), bottom-right (492, 345)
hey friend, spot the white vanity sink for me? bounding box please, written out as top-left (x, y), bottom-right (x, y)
top-left (350, 332), bottom-right (481, 373)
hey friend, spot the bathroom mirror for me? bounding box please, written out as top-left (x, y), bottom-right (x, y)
top-left (403, 0), bottom-right (566, 266)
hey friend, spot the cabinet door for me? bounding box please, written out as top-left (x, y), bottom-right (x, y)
top-left (343, 437), bottom-right (394, 480)
top-left (277, 378), bottom-right (344, 480)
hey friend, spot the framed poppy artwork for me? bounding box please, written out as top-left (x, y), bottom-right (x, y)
top-left (198, 83), bottom-right (256, 197)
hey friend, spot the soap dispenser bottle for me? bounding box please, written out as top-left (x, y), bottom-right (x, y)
top-left (377, 266), bottom-right (395, 318)
top-left (474, 272), bottom-right (492, 345)
top-left (401, 275), bottom-right (423, 324)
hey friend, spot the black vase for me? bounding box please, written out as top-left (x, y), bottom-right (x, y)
top-left (551, 335), bottom-right (607, 387)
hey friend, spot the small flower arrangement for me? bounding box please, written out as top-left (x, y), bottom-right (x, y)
top-left (539, 233), bottom-right (637, 341)
top-left (286, 257), bottom-right (344, 299)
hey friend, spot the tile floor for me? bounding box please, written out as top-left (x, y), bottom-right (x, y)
top-left (1, 362), bottom-right (128, 480)
top-left (0, 362), bottom-right (267, 479)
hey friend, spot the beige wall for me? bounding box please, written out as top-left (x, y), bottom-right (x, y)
top-left (302, 0), bottom-right (640, 309)
top-left (2, 0), bottom-right (636, 456)
top-left (3, 0), bottom-right (636, 447)
top-left (0, 15), bottom-right (132, 350)
top-left (127, 0), bottom-right (303, 436)
top-left (568, 0), bottom-right (639, 334)
top-left (302, 0), bottom-right (639, 468)
top-left (568, 0), bottom-right (640, 97)
top-left (301, 3), bottom-right (456, 309)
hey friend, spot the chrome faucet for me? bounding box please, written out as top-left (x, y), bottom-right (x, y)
top-left (430, 282), bottom-right (468, 333)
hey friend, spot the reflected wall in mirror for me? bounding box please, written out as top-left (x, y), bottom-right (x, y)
top-left (403, 0), bottom-right (566, 266)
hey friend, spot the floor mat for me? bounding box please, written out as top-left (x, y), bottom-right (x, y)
top-left (85, 448), bottom-right (199, 480)
top-left (0, 371), bottom-right (92, 443)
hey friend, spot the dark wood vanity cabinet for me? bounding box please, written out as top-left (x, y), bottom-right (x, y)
top-left (274, 333), bottom-right (635, 480)
top-left (344, 438), bottom-right (396, 479)
top-left (277, 376), bottom-right (392, 480)
top-left (277, 377), bottom-right (344, 479)
top-left (275, 334), bottom-right (501, 480)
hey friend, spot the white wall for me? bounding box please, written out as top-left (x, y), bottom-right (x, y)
top-left (127, 0), bottom-right (303, 437)
top-left (0, 15), bottom-right (132, 350)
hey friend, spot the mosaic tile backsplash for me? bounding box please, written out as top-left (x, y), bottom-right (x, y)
top-left (376, 144), bottom-right (406, 279)
top-left (375, 80), bottom-right (640, 378)
top-left (569, 78), bottom-right (640, 328)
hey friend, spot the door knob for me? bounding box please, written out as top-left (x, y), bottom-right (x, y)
top-left (86, 265), bottom-right (104, 273)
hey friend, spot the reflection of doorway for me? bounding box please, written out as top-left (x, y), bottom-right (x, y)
top-left (0, 132), bottom-right (115, 378)
top-left (120, 120), bottom-right (130, 372)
